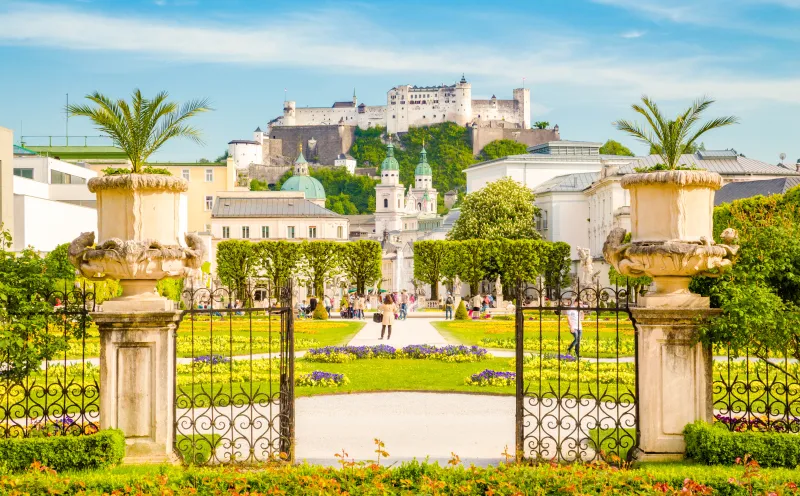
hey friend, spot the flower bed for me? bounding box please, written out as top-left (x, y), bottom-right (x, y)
top-left (479, 337), bottom-right (635, 356)
top-left (465, 369), bottom-right (516, 386)
top-left (714, 413), bottom-right (800, 433)
top-left (296, 371), bottom-right (349, 387)
top-left (304, 345), bottom-right (491, 363)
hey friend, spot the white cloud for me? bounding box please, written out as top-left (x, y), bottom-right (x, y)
top-left (0, 2), bottom-right (799, 104)
top-left (621, 30), bottom-right (646, 38)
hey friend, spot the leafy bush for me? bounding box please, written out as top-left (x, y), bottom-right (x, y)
top-left (685, 421), bottom-right (800, 468)
top-left (296, 371), bottom-right (349, 387)
top-left (101, 166), bottom-right (172, 175)
top-left (0, 429), bottom-right (124, 473)
top-left (312, 304), bottom-right (328, 320)
top-left (455, 300), bottom-right (469, 320)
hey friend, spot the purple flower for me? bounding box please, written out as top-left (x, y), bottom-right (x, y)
top-left (468, 369), bottom-right (516, 384)
top-left (194, 354), bottom-right (229, 365)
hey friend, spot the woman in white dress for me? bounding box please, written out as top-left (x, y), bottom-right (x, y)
top-left (379, 294), bottom-right (397, 340)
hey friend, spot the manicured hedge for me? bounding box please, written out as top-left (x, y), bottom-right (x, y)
top-left (0, 429), bottom-right (125, 473)
top-left (685, 420), bottom-right (800, 468)
top-left (3, 460), bottom-right (800, 495)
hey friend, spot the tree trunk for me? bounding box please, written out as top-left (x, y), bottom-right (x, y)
top-left (430, 282), bottom-right (439, 300)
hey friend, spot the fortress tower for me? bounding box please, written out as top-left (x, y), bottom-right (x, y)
top-left (452, 74), bottom-right (472, 127)
top-left (513, 88), bottom-right (531, 129)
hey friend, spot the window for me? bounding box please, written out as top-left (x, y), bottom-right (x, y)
top-left (397, 199), bottom-right (401, 208)
top-left (242, 226), bottom-right (250, 238)
top-left (182, 169), bottom-right (190, 181)
top-left (13, 168), bottom-right (33, 179)
top-left (417, 202), bottom-right (422, 210)
top-left (205, 195), bottom-right (213, 211)
top-left (383, 199), bottom-right (388, 208)
top-left (309, 226), bottom-right (317, 239)
top-left (205, 169), bottom-right (214, 182)
top-left (337, 226), bottom-right (343, 239)
top-left (261, 226), bottom-right (269, 238)
top-left (287, 226), bottom-right (295, 239)
top-left (204, 224), bottom-right (212, 232)
top-left (542, 210), bottom-right (548, 230)
top-left (222, 226), bottom-right (230, 239)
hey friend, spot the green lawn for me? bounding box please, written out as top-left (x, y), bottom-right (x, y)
top-left (433, 319), bottom-right (636, 357)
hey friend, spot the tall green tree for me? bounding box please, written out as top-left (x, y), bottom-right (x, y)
top-left (413, 240), bottom-right (450, 300)
top-left (613, 96), bottom-right (737, 170)
top-left (340, 240), bottom-right (382, 294)
top-left (493, 239), bottom-right (548, 292)
top-left (44, 243), bottom-right (77, 282)
top-left (254, 241), bottom-right (301, 292)
top-left (326, 193), bottom-right (359, 215)
top-left (543, 242), bottom-right (572, 289)
top-left (216, 240), bottom-right (257, 302)
top-left (448, 177), bottom-right (541, 240)
top-left (67, 89), bottom-right (212, 173)
top-left (479, 140), bottom-right (528, 160)
top-left (599, 139), bottom-right (635, 156)
top-left (454, 240), bottom-right (491, 295)
top-left (298, 241), bottom-right (342, 297)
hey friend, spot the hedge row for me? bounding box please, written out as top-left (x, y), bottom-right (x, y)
top-left (3, 459), bottom-right (800, 496)
top-left (0, 430), bottom-right (125, 473)
top-left (685, 421), bottom-right (800, 468)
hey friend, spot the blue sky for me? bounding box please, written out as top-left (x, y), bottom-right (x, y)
top-left (0, 0), bottom-right (799, 164)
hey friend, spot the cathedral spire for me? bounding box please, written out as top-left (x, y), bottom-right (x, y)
top-left (294, 142), bottom-right (308, 175)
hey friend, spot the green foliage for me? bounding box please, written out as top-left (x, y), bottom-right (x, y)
top-left (650, 141), bottom-right (706, 155)
top-left (695, 187), bottom-right (800, 363)
top-left (249, 179), bottom-right (269, 191)
top-left (350, 125), bottom-right (386, 167)
top-left (533, 121), bottom-right (550, 129)
top-left (176, 434), bottom-right (221, 465)
top-left (685, 421), bottom-right (800, 468)
top-left (312, 304), bottom-right (329, 320)
top-left (157, 277), bottom-right (184, 303)
top-left (326, 193), bottom-right (359, 215)
top-left (215, 240), bottom-right (257, 301)
top-left (448, 177), bottom-right (540, 240)
top-left (68, 89), bottom-right (211, 173)
top-left (479, 139), bottom-right (528, 160)
top-left (453, 240), bottom-right (490, 293)
top-left (0, 429), bottom-right (124, 473)
top-left (254, 241), bottom-right (301, 289)
top-left (214, 150), bottom-right (229, 162)
top-left (614, 95), bottom-right (737, 170)
top-left (43, 243), bottom-right (76, 281)
top-left (493, 239), bottom-right (550, 290)
top-left (298, 241), bottom-right (341, 297)
top-left (412, 240), bottom-right (451, 300)
top-left (455, 300), bottom-right (469, 320)
top-left (101, 166), bottom-right (172, 176)
top-left (608, 265), bottom-right (652, 294)
top-left (599, 139), bottom-right (634, 156)
top-left (340, 240), bottom-right (382, 294)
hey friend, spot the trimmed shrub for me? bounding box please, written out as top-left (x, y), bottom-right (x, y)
top-left (454, 300), bottom-right (469, 320)
top-left (0, 429), bottom-right (125, 473)
top-left (684, 420), bottom-right (800, 468)
top-left (312, 305), bottom-right (329, 320)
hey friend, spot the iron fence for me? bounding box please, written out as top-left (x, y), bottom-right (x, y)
top-left (0, 283), bottom-right (99, 438)
top-left (174, 282), bottom-right (295, 464)
top-left (516, 282), bottom-right (638, 463)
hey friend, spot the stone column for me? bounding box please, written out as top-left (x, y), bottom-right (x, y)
top-left (631, 302), bottom-right (718, 461)
top-left (94, 311), bottom-right (183, 464)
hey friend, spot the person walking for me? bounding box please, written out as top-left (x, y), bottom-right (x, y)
top-left (471, 294), bottom-right (482, 319)
top-left (444, 293), bottom-right (454, 320)
top-left (379, 294), bottom-right (397, 340)
top-left (399, 290), bottom-right (409, 320)
top-left (565, 298), bottom-right (584, 358)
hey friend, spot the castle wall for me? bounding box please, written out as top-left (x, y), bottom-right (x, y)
top-left (470, 126), bottom-right (561, 156)
top-left (268, 125), bottom-right (356, 165)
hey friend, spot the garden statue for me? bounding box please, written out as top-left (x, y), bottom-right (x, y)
top-left (453, 276), bottom-right (462, 300)
top-left (494, 276), bottom-right (503, 307)
top-left (577, 246), bottom-right (594, 287)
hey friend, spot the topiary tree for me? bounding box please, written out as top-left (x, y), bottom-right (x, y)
top-left (216, 240), bottom-right (257, 302)
top-left (413, 240), bottom-right (450, 300)
top-left (340, 240), bottom-right (382, 294)
top-left (448, 177), bottom-right (540, 240)
top-left (312, 304), bottom-right (329, 320)
top-left (254, 241), bottom-right (301, 293)
top-left (454, 239), bottom-right (490, 295)
top-left (542, 242), bottom-right (572, 290)
top-left (454, 300), bottom-right (469, 320)
top-left (298, 241), bottom-right (341, 297)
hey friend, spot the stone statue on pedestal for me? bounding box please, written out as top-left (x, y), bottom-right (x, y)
top-left (577, 246), bottom-right (594, 288)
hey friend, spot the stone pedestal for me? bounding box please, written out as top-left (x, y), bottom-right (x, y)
top-left (94, 311), bottom-right (183, 464)
top-left (631, 305), bottom-right (718, 461)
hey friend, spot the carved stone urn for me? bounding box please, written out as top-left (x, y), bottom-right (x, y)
top-left (69, 174), bottom-right (205, 312)
top-left (603, 170), bottom-right (738, 307)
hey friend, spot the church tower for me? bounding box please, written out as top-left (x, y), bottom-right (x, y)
top-left (411, 146), bottom-right (437, 214)
top-left (374, 140), bottom-right (405, 234)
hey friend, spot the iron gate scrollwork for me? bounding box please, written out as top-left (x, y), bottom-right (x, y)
top-left (515, 282), bottom-right (638, 463)
top-left (174, 281), bottom-right (294, 464)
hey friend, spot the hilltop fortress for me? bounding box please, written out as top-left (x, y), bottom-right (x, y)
top-left (270, 75), bottom-right (531, 134)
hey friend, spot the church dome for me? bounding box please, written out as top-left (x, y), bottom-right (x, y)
top-left (415, 146), bottom-right (432, 176)
top-left (281, 175), bottom-right (326, 200)
top-left (381, 142), bottom-right (400, 171)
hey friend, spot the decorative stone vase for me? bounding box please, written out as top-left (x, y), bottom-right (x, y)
top-left (69, 174), bottom-right (205, 311)
top-left (603, 170), bottom-right (738, 307)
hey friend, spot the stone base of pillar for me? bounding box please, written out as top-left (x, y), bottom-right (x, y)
top-left (94, 310), bottom-right (183, 465)
top-left (630, 305), bottom-right (718, 462)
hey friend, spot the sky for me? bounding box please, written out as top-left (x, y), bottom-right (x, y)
top-left (0, 0), bottom-right (799, 164)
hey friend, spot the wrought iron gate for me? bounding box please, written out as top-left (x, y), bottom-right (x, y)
top-left (174, 282), bottom-right (294, 464)
top-left (515, 282), bottom-right (638, 463)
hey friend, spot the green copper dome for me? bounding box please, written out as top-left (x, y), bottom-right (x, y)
top-left (281, 175), bottom-right (326, 199)
top-left (415, 146), bottom-right (432, 176)
top-left (381, 142), bottom-right (400, 171)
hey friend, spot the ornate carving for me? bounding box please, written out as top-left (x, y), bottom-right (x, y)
top-left (577, 246), bottom-right (595, 287)
top-left (88, 174), bottom-right (189, 193)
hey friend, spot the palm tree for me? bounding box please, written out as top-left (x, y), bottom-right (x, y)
top-left (67, 89), bottom-right (212, 173)
top-left (613, 96), bottom-right (738, 170)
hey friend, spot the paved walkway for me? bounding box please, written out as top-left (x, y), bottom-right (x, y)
top-left (347, 317), bottom-right (450, 347)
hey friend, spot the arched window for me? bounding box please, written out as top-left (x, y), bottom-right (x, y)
top-left (383, 199), bottom-right (388, 208)
top-left (417, 202), bottom-right (422, 210)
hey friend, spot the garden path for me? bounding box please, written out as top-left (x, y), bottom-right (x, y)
top-left (346, 316), bottom-right (450, 347)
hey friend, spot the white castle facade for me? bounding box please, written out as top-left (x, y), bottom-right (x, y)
top-left (271, 75), bottom-right (531, 134)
